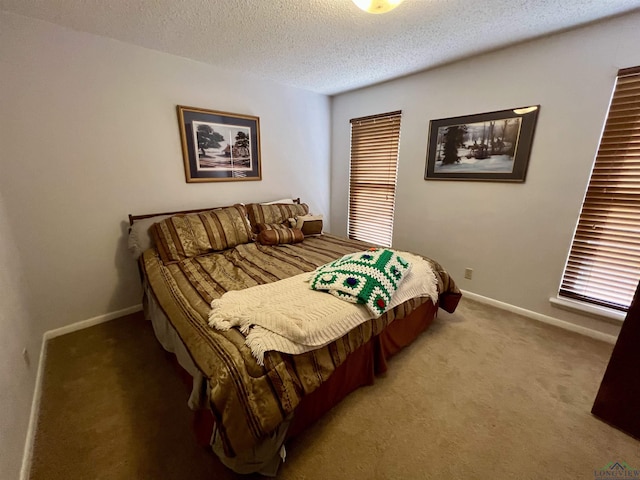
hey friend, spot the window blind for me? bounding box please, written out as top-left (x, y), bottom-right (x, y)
top-left (348, 111), bottom-right (402, 247)
top-left (559, 66), bottom-right (640, 312)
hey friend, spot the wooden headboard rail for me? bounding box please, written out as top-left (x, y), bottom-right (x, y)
top-left (128, 198), bottom-right (301, 226)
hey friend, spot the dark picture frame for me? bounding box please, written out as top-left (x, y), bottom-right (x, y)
top-left (424, 105), bottom-right (540, 182)
top-left (177, 105), bottom-right (262, 183)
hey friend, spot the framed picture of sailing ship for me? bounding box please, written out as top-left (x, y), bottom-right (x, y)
top-left (424, 105), bottom-right (539, 182)
top-left (177, 106), bottom-right (262, 182)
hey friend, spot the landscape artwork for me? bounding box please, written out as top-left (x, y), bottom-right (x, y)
top-left (425, 106), bottom-right (539, 182)
top-left (192, 121), bottom-right (253, 173)
top-left (177, 105), bottom-right (262, 183)
top-left (434, 118), bottom-right (522, 173)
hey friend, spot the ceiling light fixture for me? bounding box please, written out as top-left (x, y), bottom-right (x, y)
top-left (352, 0), bottom-right (405, 14)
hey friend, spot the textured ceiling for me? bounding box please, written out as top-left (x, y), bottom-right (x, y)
top-left (2, 0), bottom-right (640, 95)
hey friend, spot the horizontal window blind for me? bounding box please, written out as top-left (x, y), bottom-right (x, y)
top-left (559, 66), bottom-right (640, 311)
top-left (348, 111), bottom-right (401, 247)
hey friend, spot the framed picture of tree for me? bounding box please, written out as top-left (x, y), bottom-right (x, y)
top-left (424, 106), bottom-right (539, 182)
top-left (177, 106), bottom-right (262, 182)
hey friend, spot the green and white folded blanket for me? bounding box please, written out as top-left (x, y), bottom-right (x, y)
top-left (309, 248), bottom-right (410, 317)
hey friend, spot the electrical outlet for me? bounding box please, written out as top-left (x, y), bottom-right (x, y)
top-left (464, 268), bottom-right (473, 280)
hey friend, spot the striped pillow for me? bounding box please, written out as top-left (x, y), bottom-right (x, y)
top-left (245, 202), bottom-right (309, 233)
top-left (256, 223), bottom-right (304, 245)
top-left (150, 204), bottom-right (253, 264)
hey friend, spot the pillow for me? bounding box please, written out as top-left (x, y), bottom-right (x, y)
top-left (293, 214), bottom-right (323, 236)
top-left (256, 224), bottom-right (304, 245)
top-left (150, 204), bottom-right (253, 264)
top-left (245, 202), bottom-right (309, 233)
top-left (128, 214), bottom-right (173, 260)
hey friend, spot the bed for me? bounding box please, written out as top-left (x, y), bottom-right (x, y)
top-left (128, 200), bottom-right (461, 475)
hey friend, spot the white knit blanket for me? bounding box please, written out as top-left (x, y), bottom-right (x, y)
top-left (208, 251), bottom-right (438, 365)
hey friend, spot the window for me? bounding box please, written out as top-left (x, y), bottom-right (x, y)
top-left (559, 66), bottom-right (640, 312)
top-left (348, 111), bottom-right (401, 247)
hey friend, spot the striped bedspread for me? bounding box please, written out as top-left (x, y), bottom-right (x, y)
top-left (142, 234), bottom-right (460, 456)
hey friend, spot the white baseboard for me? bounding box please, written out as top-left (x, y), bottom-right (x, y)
top-left (460, 290), bottom-right (617, 345)
top-left (20, 303), bottom-right (142, 480)
top-left (20, 332), bottom-right (47, 480)
top-left (44, 304), bottom-right (143, 340)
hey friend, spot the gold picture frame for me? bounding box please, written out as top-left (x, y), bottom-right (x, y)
top-left (177, 105), bottom-right (262, 183)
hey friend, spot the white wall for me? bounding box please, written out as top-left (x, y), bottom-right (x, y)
top-left (0, 194), bottom-right (38, 479)
top-left (0, 12), bottom-right (330, 473)
top-left (0, 10), bottom-right (330, 337)
top-left (331, 11), bottom-right (640, 336)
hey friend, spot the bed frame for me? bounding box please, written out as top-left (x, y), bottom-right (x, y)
top-left (128, 198), bottom-right (301, 225)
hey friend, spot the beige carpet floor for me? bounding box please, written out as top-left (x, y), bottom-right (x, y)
top-left (29, 298), bottom-right (640, 479)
